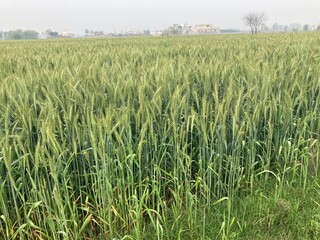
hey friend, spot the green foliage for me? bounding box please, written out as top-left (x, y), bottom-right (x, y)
top-left (7, 29), bottom-right (24, 39)
top-left (6, 29), bottom-right (38, 40)
top-left (0, 33), bottom-right (319, 239)
top-left (23, 30), bottom-right (39, 39)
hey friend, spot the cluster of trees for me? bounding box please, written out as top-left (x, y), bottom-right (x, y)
top-left (244, 12), bottom-right (320, 34)
top-left (303, 24), bottom-right (320, 31)
top-left (85, 29), bottom-right (105, 37)
top-left (1, 30), bottom-right (38, 40)
top-left (45, 29), bottom-right (60, 38)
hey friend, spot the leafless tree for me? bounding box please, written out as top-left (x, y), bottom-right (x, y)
top-left (243, 12), bottom-right (268, 34)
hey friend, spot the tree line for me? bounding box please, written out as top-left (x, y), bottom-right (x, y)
top-left (244, 12), bottom-right (320, 34)
top-left (0, 30), bottom-right (38, 40)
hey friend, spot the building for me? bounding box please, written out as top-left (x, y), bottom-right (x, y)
top-left (150, 30), bottom-right (164, 36)
top-left (194, 24), bottom-right (220, 33)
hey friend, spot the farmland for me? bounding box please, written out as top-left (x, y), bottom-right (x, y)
top-left (0, 33), bottom-right (319, 239)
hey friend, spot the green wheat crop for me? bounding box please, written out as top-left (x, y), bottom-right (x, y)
top-left (0, 33), bottom-right (319, 239)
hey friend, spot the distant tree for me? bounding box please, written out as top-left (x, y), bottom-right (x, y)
top-left (48, 31), bottom-right (59, 38)
top-left (85, 29), bottom-right (89, 37)
top-left (303, 24), bottom-right (310, 32)
top-left (317, 25), bottom-right (320, 31)
top-left (4, 29), bottom-right (39, 40)
top-left (243, 12), bottom-right (267, 34)
top-left (166, 27), bottom-right (182, 35)
top-left (45, 29), bottom-right (52, 36)
top-left (272, 23), bottom-right (279, 32)
top-left (23, 30), bottom-right (38, 39)
top-left (94, 31), bottom-right (104, 36)
top-left (45, 29), bottom-right (59, 38)
top-left (7, 29), bottom-right (24, 40)
top-left (143, 30), bottom-right (151, 35)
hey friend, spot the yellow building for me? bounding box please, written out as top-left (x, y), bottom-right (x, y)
top-left (194, 24), bottom-right (219, 33)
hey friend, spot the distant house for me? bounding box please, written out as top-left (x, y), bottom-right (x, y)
top-left (150, 30), bottom-right (164, 36)
top-left (194, 24), bottom-right (220, 33)
top-left (61, 30), bottom-right (75, 38)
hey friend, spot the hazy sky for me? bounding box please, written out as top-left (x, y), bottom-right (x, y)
top-left (1, 0), bottom-right (320, 34)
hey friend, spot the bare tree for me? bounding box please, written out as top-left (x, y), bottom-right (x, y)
top-left (243, 12), bottom-right (268, 34)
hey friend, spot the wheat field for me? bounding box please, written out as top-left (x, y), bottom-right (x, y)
top-left (0, 33), bottom-right (319, 239)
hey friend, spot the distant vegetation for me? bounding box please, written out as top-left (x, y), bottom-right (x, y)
top-left (1, 29), bottom-right (38, 40)
top-left (0, 33), bottom-right (319, 239)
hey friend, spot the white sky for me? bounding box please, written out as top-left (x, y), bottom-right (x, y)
top-left (1, 0), bottom-right (319, 34)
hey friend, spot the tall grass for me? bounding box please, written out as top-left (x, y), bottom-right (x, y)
top-left (0, 33), bottom-right (319, 239)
